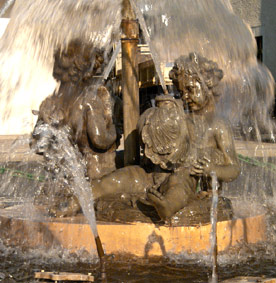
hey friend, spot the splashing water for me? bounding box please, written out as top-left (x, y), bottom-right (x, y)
top-left (0, 0), bottom-right (122, 134)
top-left (31, 122), bottom-right (99, 237)
top-left (135, 0), bottom-right (275, 140)
top-left (210, 172), bottom-right (218, 283)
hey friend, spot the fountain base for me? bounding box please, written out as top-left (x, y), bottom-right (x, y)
top-left (0, 203), bottom-right (266, 257)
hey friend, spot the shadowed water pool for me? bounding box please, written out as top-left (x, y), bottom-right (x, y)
top-left (1, 242), bottom-right (276, 282)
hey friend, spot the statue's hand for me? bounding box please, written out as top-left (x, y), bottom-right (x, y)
top-left (190, 157), bottom-right (213, 177)
top-left (147, 187), bottom-right (164, 200)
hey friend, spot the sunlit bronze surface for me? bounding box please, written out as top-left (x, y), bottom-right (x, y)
top-left (31, 40), bottom-right (119, 181)
top-left (121, 0), bottom-right (140, 166)
top-left (145, 53), bottom-right (240, 220)
top-left (82, 53), bottom-right (240, 223)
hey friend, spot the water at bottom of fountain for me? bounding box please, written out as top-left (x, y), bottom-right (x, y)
top-left (1, 240), bottom-right (276, 282)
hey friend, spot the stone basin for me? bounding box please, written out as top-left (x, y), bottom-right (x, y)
top-left (0, 204), bottom-right (266, 257)
top-left (0, 135), bottom-right (269, 257)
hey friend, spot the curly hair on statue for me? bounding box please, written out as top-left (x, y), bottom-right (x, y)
top-left (169, 52), bottom-right (224, 98)
top-left (53, 39), bottom-right (104, 85)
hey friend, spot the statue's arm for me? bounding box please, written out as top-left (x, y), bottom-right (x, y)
top-left (190, 119), bottom-right (240, 182)
top-left (210, 120), bottom-right (241, 182)
top-left (85, 99), bottom-right (117, 150)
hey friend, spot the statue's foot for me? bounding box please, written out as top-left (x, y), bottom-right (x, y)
top-left (147, 188), bottom-right (173, 220)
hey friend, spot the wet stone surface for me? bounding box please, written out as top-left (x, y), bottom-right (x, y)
top-left (94, 194), bottom-right (233, 225)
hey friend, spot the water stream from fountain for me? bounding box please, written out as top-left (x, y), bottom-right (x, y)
top-left (0, 0), bottom-right (15, 17)
top-left (129, 0), bottom-right (168, 95)
top-left (31, 123), bottom-right (99, 237)
top-left (210, 172), bottom-right (219, 283)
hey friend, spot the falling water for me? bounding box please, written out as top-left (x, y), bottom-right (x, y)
top-left (31, 123), bottom-right (99, 238)
top-left (135, 0), bottom-right (275, 140)
top-left (210, 172), bottom-right (219, 283)
top-left (0, 0), bottom-right (15, 17)
top-left (134, 0), bottom-right (276, 219)
top-left (103, 41), bottom-right (121, 80)
top-left (0, 4), bottom-right (126, 277)
top-left (0, 0), bottom-right (122, 134)
top-left (129, 0), bottom-right (168, 95)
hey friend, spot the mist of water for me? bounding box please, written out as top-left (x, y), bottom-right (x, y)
top-left (31, 122), bottom-right (99, 237)
top-left (0, 0), bottom-right (122, 134)
top-left (135, 0), bottom-right (275, 140)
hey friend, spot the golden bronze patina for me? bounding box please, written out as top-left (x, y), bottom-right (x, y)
top-left (145, 53), bottom-right (240, 220)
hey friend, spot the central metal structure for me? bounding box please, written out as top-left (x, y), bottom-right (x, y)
top-left (121, 0), bottom-right (140, 165)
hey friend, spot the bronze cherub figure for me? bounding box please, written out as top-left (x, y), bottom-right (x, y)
top-left (146, 53), bottom-right (240, 220)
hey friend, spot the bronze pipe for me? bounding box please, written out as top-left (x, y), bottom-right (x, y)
top-left (95, 235), bottom-right (107, 282)
top-left (121, 0), bottom-right (140, 166)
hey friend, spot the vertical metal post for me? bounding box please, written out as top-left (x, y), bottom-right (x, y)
top-left (121, 0), bottom-right (140, 166)
top-left (95, 235), bottom-right (107, 282)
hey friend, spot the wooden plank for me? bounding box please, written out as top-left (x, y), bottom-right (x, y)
top-left (34, 271), bottom-right (94, 282)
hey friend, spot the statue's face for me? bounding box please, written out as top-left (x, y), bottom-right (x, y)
top-left (180, 75), bottom-right (208, 112)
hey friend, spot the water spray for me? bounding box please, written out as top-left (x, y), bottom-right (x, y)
top-left (32, 124), bottom-right (108, 281)
top-left (0, 0), bottom-right (15, 17)
top-left (128, 0), bottom-right (169, 95)
top-left (210, 171), bottom-right (218, 283)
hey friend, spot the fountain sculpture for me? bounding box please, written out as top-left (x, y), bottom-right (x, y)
top-left (31, 49), bottom-right (241, 223)
top-left (144, 53), bottom-right (241, 220)
top-left (0, 0), bottom-right (275, 282)
top-left (31, 39), bottom-right (120, 180)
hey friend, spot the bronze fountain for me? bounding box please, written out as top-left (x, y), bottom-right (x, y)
top-left (31, 42), bottom-right (240, 224)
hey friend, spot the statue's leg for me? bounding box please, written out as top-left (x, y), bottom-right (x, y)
top-left (85, 151), bottom-right (117, 179)
top-left (91, 166), bottom-right (154, 199)
top-left (48, 166), bottom-right (153, 217)
top-left (147, 169), bottom-right (197, 220)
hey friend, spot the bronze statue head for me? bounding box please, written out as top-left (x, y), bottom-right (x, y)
top-left (169, 53), bottom-right (223, 112)
top-left (53, 39), bottom-right (104, 85)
